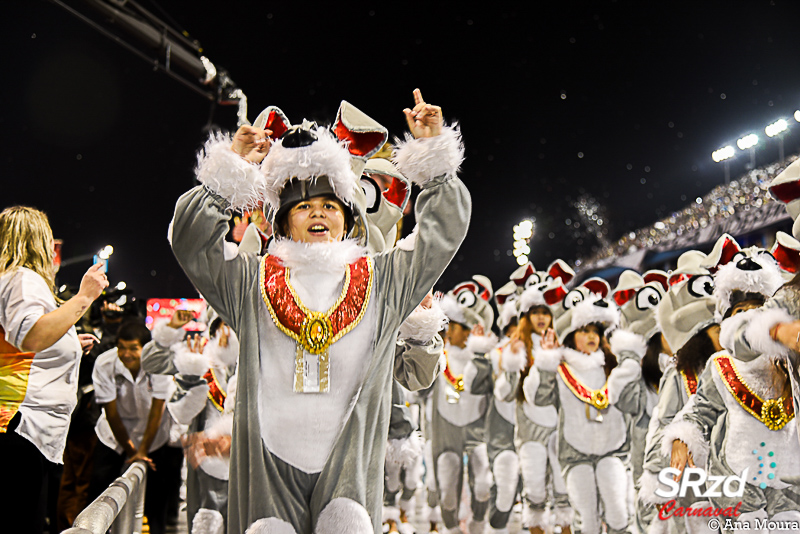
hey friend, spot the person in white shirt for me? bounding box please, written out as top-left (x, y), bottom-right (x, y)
top-left (0, 206), bottom-right (106, 534)
top-left (88, 321), bottom-right (176, 534)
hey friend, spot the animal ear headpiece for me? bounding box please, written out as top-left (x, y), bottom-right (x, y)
top-left (657, 263), bottom-right (716, 353)
top-left (552, 278), bottom-right (616, 343)
top-left (770, 231), bottom-right (800, 280)
top-left (440, 277), bottom-right (495, 332)
top-left (769, 159), bottom-right (800, 239)
top-left (712, 245), bottom-right (784, 318)
top-left (260, 101), bottom-right (386, 244)
top-left (614, 269), bottom-right (669, 340)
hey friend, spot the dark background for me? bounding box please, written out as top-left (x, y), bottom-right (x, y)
top-left (4, 0), bottom-right (800, 300)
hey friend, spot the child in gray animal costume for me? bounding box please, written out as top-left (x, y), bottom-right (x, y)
top-left (170, 89), bottom-right (470, 534)
top-left (666, 240), bottom-right (800, 530)
top-left (434, 278), bottom-right (497, 534)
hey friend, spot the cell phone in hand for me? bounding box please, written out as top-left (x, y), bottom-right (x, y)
top-left (92, 255), bottom-right (109, 274)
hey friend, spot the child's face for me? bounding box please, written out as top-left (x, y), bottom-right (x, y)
top-left (447, 322), bottom-right (471, 349)
top-left (574, 324), bottom-right (601, 354)
top-left (528, 307), bottom-right (552, 335)
top-left (117, 339), bottom-right (143, 374)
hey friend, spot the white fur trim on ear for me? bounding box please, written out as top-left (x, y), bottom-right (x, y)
top-left (192, 508), bottom-right (224, 534)
top-left (398, 299), bottom-right (448, 343)
top-left (152, 320), bottom-right (186, 347)
top-left (261, 126), bottom-right (357, 215)
top-left (245, 517), bottom-right (298, 534)
top-left (173, 344), bottom-right (211, 377)
top-left (196, 131), bottom-right (269, 212)
top-left (533, 347), bottom-right (563, 373)
top-left (609, 329), bottom-right (647, 361)
top-left (467, 333), bottom-right (499, 355)
top-left (392, 125), bottom-right (464, 187)
top-left (719, 307), bottom-right (756, 353)
top-left (744, 307), bottom-right (794, 358)
top-left (501, 344), bottom-right (528, 372)
top-left (315, 497), bottom-right (373, 534)
top-left (660, 419), bottom-right (709, 468)
top-left (497, 303), bottom-right (518, 331)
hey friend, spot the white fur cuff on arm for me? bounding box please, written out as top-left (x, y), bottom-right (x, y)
top-left (718, 307), bottom-right (755, 354)
top-left (173, 344), bottom-right (211, 377)
top-left (660, 419), bottom-right (709, 468)
top-left (610, 329), bottom-right (647, 361)
top-left (533, 347), bottom-right (563, 373)
top-left (398, 300), bottom-right (448, 343)
top-left (501, 344), bottom-right (528, 373)
top-left (195, 132), bottom-right (268, 212)
top-left (392, 125), bottom-right (464, 187)
top-left (152, 320), bottom-right (187, 347)
top-left (744, 307), bottom-right (795, 359)
top-left (467, 333), bottom-right (499, 355)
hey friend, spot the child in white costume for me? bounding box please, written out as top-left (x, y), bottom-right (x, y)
top-left (666, 243), bottom-right (800, 531)
top-left (433, 278), bottom-right (497, 534)
top-left (170, 90), bottom-right (471, 534)
top-left (522, 285), bottom-right (641, 534)
top-left (492, 261), bottom-right (574, 534)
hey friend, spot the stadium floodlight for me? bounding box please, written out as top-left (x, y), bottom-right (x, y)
top-left (711, 146), bottom-right (734, 162)
top-left (516, 255), bottom-right (528, 265)
top-left (765, 119), bottom-right (788, 138)
top-left (736, 134), bottom-right (758, 150)
top-left (116, 281), bottom-right (127, 290)
top-left (795, 110), bottom-right (800, 122)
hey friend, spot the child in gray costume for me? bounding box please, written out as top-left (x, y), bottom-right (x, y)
top-left (170, 90), bottom-right (470, 534)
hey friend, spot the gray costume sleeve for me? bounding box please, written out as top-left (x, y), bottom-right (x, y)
top-left (373, 173), bottom-right (471, 325)
top-left (394, 334), bottom-right (444, 392)
top-left (608, 349), bottom-right (643, 415)
top-left (387, 380), bottom-right (415, 440)
top-left (170, 187), bottom-right (260, 333)
top-left (141, 339), bottom-right (179, 376)
top-left (680, 364), bottom-right (724, 444)
top-left (531, 370), bottom-right (560, 410)
top-left (496, 371), bottom-right (520, 403)
top-left (168, 374), bottom-right (210, 425)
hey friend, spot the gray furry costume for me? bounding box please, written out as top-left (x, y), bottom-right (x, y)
top-left (171, 117), bottom-right (470, 533)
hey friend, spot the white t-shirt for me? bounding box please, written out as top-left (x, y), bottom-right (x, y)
top-left (93, 348), bottom-right (173, 454)
top-left (0, 267), bottom-right (82, 464)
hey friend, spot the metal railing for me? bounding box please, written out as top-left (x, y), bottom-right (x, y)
top-left (62, 460), bottom-right (147, 534)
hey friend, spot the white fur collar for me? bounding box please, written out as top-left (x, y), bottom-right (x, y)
top-left (267, 237), bottom-right (366, 275)
top-left (446, 343), bottom-right (473, 362)
top-left (562, 347), bottom-right (605, 370)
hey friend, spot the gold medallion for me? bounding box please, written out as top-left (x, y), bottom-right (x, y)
top-left (591, 389), bottom-right (609, 410)
top-left (762, 398), bottom-right (789, 431)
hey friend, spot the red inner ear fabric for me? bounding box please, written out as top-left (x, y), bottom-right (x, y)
top-left (334, 122), bottom-right (386, 157)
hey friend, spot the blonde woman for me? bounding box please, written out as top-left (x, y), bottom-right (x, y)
top-left (0, 206), bottom-right (107, 534)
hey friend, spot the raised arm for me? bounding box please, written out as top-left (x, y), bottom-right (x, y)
top-left (376, 89), bottom-right (471, 322)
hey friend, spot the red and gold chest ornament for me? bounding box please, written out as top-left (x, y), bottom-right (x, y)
top-left (203, 368), bottom-right (227, 412)
top-left (442, 349), bottom-right (465, 403)
top-left (260, 254), bottom-right (373, 393)
top-left (714, 354), bottom-right (795, 431)
top-left (680, 368), bottom-right (698, 397)
top-left (557, 363), bottom-right (610, 421)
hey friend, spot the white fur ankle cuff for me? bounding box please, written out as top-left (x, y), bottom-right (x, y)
top-left (392, 125), bottom-right (464, 187)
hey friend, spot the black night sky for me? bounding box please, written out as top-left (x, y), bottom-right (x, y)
top-left (4, 0), bottom-right (800, 303)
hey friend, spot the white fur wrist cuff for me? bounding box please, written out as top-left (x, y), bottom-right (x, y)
top-left (502, 345), bottom-right (528, 372)
top-left (533, 347), bottom-right (563, 372)
top-left (152, 320), bottom-right (186, 347)
top-left (398, 300), bottom-right (448, 343)
top-left (467, 333), bottom-right (499, 355)
top-left (610, 329), bottom-right (647, 360)
top-left (196, 132), bottom-right (268, 212)
top-left (173, 344), bottom-right (211, 377)
top-left (744, 308), bottom-right (794, 358)
top-left (718, 308), bottom-right (755, 354)
top-left (660, 419), bottom-right (709, 467)
top-left (392, 125), bottom-right (464, 187)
